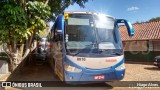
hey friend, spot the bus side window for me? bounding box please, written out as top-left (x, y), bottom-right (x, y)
top-left (50, 24), bottom-right (55, 41)
top-left (50, 30), bottom-right (54, 41)
top-left (52, 18), bottom-right (63, 42)
top-left (54, 28), bottom-right (62, 42)
top-left (52, 22), bottom-right (63, 52)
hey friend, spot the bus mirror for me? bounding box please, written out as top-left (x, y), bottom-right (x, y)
top-left (116, 19), bottom-right (134, 36)
top-left (55, 15), bottom-right (64, 35)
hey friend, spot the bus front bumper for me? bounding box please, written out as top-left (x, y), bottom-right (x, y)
top-left (64, 68), bottom-right (125, 84)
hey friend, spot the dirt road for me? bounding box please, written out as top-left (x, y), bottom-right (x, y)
top-left (1, 61), bottom-right (160, 90)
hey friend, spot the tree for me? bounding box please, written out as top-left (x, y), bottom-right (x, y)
top-left (15, 0), bottom-right (88, 15)
top-left (0, 1), bottom-right (51, 72)
top-left (47, 0), bottom-right (88, 15)
top-left (148, 17), bottom-right (160, 22)
top-left (0, 0), bottom-right (88, 72)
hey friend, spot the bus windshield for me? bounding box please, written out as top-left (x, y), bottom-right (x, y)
top-left (65, 14), bottom-right (123, 56)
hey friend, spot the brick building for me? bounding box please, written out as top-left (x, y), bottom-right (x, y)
top-left (119, 21), bottom-right (160, 62)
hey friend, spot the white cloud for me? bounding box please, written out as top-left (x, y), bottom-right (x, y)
top-left (127, 6), bottom-right (139, 12)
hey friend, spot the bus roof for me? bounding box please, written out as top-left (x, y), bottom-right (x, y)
top-left (64, 11), bottom-right (115, 19)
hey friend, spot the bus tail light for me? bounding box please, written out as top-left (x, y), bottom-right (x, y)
top-left (64, 63), bottom-right (82, 72)
top-left (115, 63), bottom-right (125, 70)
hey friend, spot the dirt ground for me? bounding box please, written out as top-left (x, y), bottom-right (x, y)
top-left (5, 62), bottom-right (160, 81)
top-left (123, 62), bottom-right (160, 81)
top-left (112, 62), bottom-right (160, 90)
top-left (0, 61), bottom-right (160, 90)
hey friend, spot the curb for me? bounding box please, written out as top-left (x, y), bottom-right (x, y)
top-left (0, 73), bottom-right (11, 81)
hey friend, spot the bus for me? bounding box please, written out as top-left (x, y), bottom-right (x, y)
top-left (48, 11), bottom-right (134, 84)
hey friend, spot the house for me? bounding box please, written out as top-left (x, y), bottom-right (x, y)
top-left (119, 21), bottom-right (160, 62)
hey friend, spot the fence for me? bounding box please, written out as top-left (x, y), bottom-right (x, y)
top-left (124, 51), bottom-right (160, 62)
top-left (0, 45), bottom-right (9, 74)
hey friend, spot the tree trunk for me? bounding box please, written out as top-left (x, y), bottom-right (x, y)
top-left (9, 58), bottom-right (18, 72)
top-left (7, 41), bottom-right (37, 72)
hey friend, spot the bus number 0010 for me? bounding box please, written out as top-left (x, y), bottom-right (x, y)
top-left (77, 57), bottom-right (86, 61)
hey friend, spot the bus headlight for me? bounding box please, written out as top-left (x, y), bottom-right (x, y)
top-left (115, 63), bottom-right (125, 70)
top-left (64, 63), bottom-right (82, 72)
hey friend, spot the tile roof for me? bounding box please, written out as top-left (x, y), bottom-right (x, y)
top-left (119, 21), bottom-right (160, 41)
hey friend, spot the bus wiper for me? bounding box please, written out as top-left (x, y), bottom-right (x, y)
top-left (111, 52), bottom-right (122, 55)
top-left (72, 43), bottom-right (96, 56)
top-left (99, 49), bottom-right (122, 55)
top-left (71, 50), bottom-right (81, 56)
top-left (85, 43), bottom-right (97, 47)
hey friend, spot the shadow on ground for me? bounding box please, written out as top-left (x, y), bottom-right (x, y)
top-left (144, 67), bottom-right (160, 71)
top-left (125, 61), bottom-right (154, 65)
top-left (5, 58), bottom-right (113, 88)
top-left (7, 57), bottom-right (56, 81)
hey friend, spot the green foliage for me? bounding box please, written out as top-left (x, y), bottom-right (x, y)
top-left (26, 1), bottom-right (51, 34)
top-left (0, 0), bottom-right (88, 70)
top-left (149, 17), bottom-right (160, 22)
top-left (0, 0), bottom-right (88, 45)
top-left (48, 0), bottom-right (88, 15)
top-left (0, 1), bottom-right (51, 44)
top-left (0, 52), bottom-right (9, 61)
top-left (124, 51), bottom-right (160, 62)
top-left (26, 1), bottom-right (51, 20)
top-left (134, 17), bottom-right (160, 24)
top-left (0, 0), bottom-right (89, 44)
top-left (0, 3), bottom-right (27, 43)
top-left (38, 29), bottom-right (49, 38)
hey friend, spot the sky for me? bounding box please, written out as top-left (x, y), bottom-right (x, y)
top-left (65, 0), bottom-right (160, 23)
